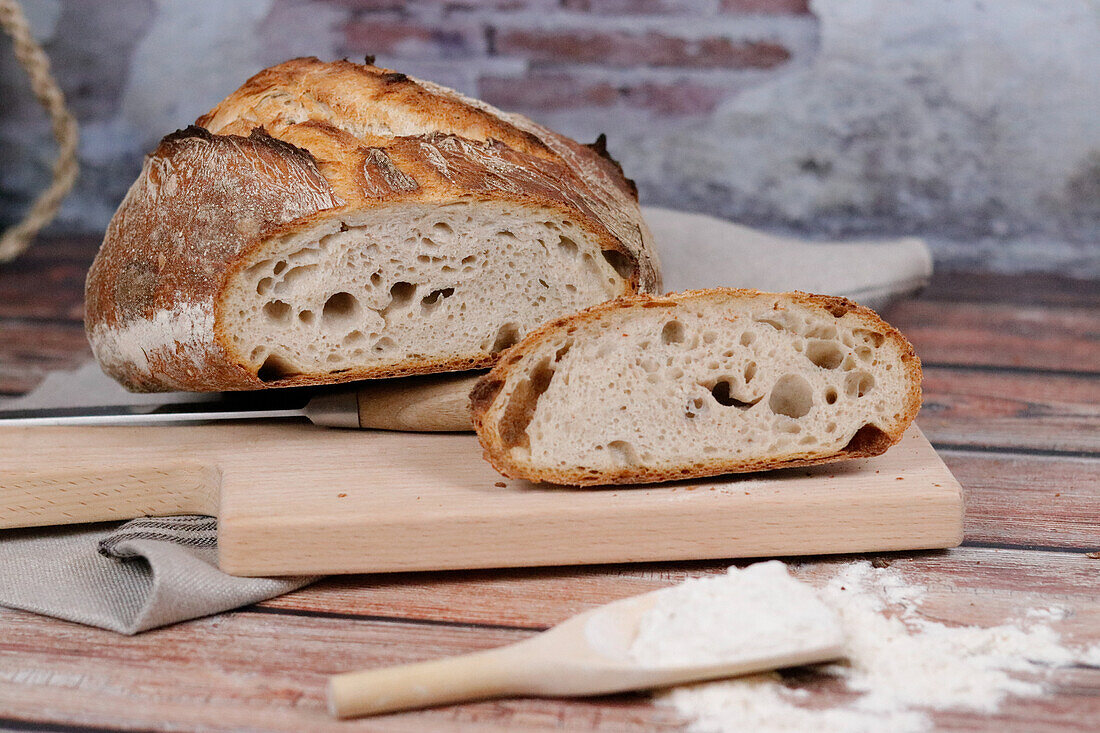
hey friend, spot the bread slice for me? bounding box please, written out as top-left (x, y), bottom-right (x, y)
top-left (471, 289), bottom-right (922, 486)
top-left (85, 58), bottom-right (660, 392)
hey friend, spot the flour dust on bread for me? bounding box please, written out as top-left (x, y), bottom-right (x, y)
top-left (86, 57), bottom-right (660, 391)
top-left (471, 289), bottom-right (921, 486)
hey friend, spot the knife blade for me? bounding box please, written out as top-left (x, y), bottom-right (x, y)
top-left (0, 372), bottom-right (480, 432)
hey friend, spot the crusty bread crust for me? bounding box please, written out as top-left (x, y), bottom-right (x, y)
top-left (470, 288), bottom-right (923, 486)
top-left (86, 57), bottom-right (660, 392)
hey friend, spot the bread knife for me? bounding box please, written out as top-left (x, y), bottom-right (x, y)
top-left (0, 372), bottom-right (479, 432)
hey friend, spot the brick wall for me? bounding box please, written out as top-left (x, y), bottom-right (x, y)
top-left (1, 0), bottom-right (1096, 275)
top-left (335, 0), bottom-right (816, 127)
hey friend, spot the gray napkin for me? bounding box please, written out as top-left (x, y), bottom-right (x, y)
top-left (0, 518), bottom-right (314, 634)
top-left (0, 208), bottom-right (930, 633)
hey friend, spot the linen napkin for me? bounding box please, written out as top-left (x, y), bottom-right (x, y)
top-left (0, 207), bottom-right (931, 633)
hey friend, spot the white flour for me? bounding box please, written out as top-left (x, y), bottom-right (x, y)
top-left (631, 560), bottom-right (1094, 733)
top-left (631, 561), bottom-right (843, 667)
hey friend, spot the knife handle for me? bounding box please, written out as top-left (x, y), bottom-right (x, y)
top-left (304, 372), bottom-right (480, 431)
top-left (355, 372), bottom-right (479, 432)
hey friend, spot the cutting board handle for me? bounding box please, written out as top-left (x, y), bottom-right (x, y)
top-left (0, 462), bottom-right (220, 529)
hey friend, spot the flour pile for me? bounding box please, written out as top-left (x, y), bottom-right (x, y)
top-left (631, 561), bottom-right (843, 668)
top-left (631, 560), bottom-right (1094, 733)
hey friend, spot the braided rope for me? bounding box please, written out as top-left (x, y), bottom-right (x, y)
top-left (0, 0), bottom-right (78, 264)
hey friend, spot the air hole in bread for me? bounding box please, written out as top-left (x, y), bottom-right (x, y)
top-left (373, 336), bottom-right (395, 353)
top-left (854, 329), bottom-right (886, 348)
top-left (843, 423), bottom-right (891, 454)
top-left (744, 361), bottom-right (757, 383)
top-left (263, 300), bottom-right (291, 323)
top-left (420, 287), bottom-right (455, 313)
top-left (686, 396), bottom-right (707, 418)
top-left (554, 340), bottom-right (572, 361)
top-left (607, 440), bottom-right (639, 466)
top-left (345, 330), bottom-right (366, 344)
top-left (806, 339), bottom-right (845, 369)
top-left (499, 357), bottom-right (555, 450)
top-left (825, 386), bottom-right (838, 404)
top-left (755, 317), bottom-right (785, 331)
top-left (322, 292), bottom-right (360, 325)
top-left (557, 235), bottom-right (578, 256)
top-left (257, 353), bottom-right (301, 382)
top-left (740, 331), bottom-right (755, 346)
top-left (661, 320), bottom-right (685, 344)
top-left (769, 374), bottom-right (813, 418)
top-left (491, 322), bottom-right (521, 353)
top-left (806, 323), bottom-right (837, 339)
top-left (845, 371), bottom-right (875, 398)
top-left (601, 249), bottom-right (635, 281)
top-left (272, 261), bottom-right (288, 276)
top-left (381, 281), bottom-right (416, 318)
top-left (274, 264), bottom-right (318, 295)
top-left (432, 222), bottom-right (453, 236)
top-left (298, 309), bottom-right (316, 324)
top-left (710, 379), bottom-right (761, 409)
top-left (257, 277), bottom-right (274, 296)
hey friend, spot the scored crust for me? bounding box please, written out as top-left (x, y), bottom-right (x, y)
top-left (86, 57), bottom-right (661, 392)
top-left (470, 288), bottom-right (923, 486)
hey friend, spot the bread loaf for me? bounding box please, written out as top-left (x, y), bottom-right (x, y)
top-left (85, 57), bottom-right (660, 391)
top-left (471, 289), bottom-right (921, 486)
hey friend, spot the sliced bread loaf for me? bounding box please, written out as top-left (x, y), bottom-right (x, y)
top-left (470, 289), bottom-right (922, 486)
top-left (85, 58), bottom-right (660, 392)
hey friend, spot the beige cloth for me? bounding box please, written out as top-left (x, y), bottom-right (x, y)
top-left (0, 208), bottom-right (931, 633)
top-left (0, 520), bottom-right (313, 634)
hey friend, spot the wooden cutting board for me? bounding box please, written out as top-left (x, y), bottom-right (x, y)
top-left (0, 422), bottom-right (962, 576)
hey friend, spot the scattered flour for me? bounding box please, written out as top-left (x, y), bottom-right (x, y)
top-left (634, 560), bottom-right (1094, 733)
top-left (630, 561), bottom-right (843, 668)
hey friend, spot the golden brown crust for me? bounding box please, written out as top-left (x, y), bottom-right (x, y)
top-left (470, 288), bottom-right (923, 487)
top-left (198, 57), bottom-right (658, 291)
top-left (85, 127), bottom-right (343, 391)
top-left (86, 58), bottom-right (660, 392)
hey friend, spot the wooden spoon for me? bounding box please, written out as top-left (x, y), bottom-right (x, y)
top-left (328, 586), bottom-right (844, 718)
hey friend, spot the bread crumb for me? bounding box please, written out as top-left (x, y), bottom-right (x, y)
top-left (494, 481), bottom-right (506, 487)
top-left (337, 492), bottom-right (347, 498)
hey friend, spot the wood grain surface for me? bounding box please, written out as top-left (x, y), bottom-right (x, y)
top-left (0, 237), bottom-right (1098, 732)
top-left (0, 422), bottom-right (963, 575)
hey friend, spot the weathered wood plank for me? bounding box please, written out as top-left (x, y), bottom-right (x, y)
top-left (259, 548), bottom-right (1100, 639)
top-left (0, 262), bottom-right (88, 322)
top-left (916, 271), bottom-right (1100, 309)
top-left (0, 321), bottom-right (92, 395)
top-left (0, 236), bottom-right (97, 323)
top-left (889, 300), bottom-right (1100, 373)
top-left (0, 607), bottom-right (683, 733)
top-left (2, 548), bottom-right (1095, 732)
top-left (942, 451), bottom-right (1100, 549)
top-left (920, 367), bottom-right (1100, 453)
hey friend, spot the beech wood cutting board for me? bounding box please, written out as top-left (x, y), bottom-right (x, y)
top-left (0, 422), bottom-right (962, 576)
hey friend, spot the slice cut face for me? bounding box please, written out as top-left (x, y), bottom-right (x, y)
top-left (220, 201), bottom-right (629, 384)
top-left (470, 288), bottom-right (922, 486)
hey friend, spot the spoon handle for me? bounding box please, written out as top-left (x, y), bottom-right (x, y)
top-left (327, 644), bottom-right (527, 718)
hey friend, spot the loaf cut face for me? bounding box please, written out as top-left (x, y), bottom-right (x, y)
top-left (86, 58), bottom-right (659, 391)
top-left (471, 289), bottom-right (922, 486)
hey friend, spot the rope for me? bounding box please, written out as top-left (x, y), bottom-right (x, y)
top-left (0, 0), bottom-right (78, 264)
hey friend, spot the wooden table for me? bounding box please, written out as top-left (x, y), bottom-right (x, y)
top-left (1, 238), bottom-right (1097, 731)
